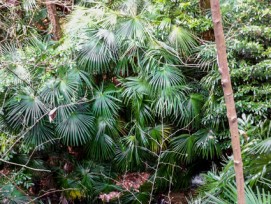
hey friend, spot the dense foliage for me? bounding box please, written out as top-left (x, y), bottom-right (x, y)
top-left (0, 0), bottom-right (270, 203)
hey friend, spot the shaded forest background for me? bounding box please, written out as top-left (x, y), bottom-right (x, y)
top-left (0, 0), bottom-right (271, 203)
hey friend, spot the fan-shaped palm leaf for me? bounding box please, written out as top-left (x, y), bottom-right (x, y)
top-left (117, 17), bottom-right (150, 45)
top-left (22, 0), bottom-right (37, 11)
top-left (121, 77), bottom-right (151, 103)
top-left (183, 93), bottom-right (204, 128)
top-left (124, 121), bottom-right (150, 148)
top-left (6, 91), bottom-right (46, 129)
top-left (115, 135), bottom-right (141, 170)
top-left (130, 97), bottom-right (154, 125)
top-left (195, 129), bottom-right (221, 160)
top-left (252, 137), bottom-right (271, 154)
top-left (119, 0), bottom-right (147, 16)
top-left (69, 68), bottom-right (94, 89)
top-left (158, 17), bottom-right (172, 31)
top-left (168, 26), bottom-right (197, 57)
top-left (170, 129), bottom-right (221, 164)
top-left (170, 134), bottom-right (196, 164)
top-left (154, 85), bottom-right (189, 118)
top-left (142, 41), bottom-right (181, 72)
top-left (39, 73), bottom-right (79, 105)
top-left (77, 28), bottom-right (118, 74)
top-left (0, 184), bottom-right (30, 203)
top-left (88, 133), bottom-right (116, 161)
top-left (195, 42), bottom-right (217, 71)
top-left (146, 124), bottom-right (170, 153)
top-left (148, 65), bottom-right (186, 91)
top-left (114, 125), bottom-right (151, 171)
top-left (56, 106), bottom-right (94, 146)
top-left (92, 85), bottom-right (121, 118)
top-left (86, 116), bottom-right (121, 160)
top-left (24, 121), bottom-right (55, 147)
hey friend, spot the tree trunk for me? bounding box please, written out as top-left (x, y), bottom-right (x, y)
top-left (210, 1), bottom-right (245, 204)
top-left (46, 0), bottom-right (61, 40)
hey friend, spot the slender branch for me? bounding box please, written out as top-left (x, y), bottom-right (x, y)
top-left (0, 158), bottom-right (51, 172)
top-left (26, 188), bottom-right (77, 204)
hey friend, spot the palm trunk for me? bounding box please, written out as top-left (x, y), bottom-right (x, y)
top-left (46, 0), bottom-right (61, 40)
top-left (210, 0), bottom-right (245, 203)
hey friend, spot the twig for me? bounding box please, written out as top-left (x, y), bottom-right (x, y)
top-left (26, 188), bottom-right (77, 203)
top-left (0, 158), bottom-right (51, 172)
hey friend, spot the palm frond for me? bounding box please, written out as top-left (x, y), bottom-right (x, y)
top-left (114, 132), bottom-right (148, 170)
top-left (146, 124), bottom-right (170, 153)
top-left (195, 42), bottom-right (217, 71)
top-left (257, 119), bottom-right (271, 139)
top-left (24, 121), bottom-right (55, 147)
top-left (86, 116), bottom-right (121, 160)
top-left (39, 73), bottom-right (79, 105)
top-left (168, 26), bottom-right (197, 57)
top-left (88, 133), bottom-right (117, 161)
top-left (92, 85), bottom-right (121, 118)
top-left (183, 93), bottom-right (204, 128)
top-left (119, 0), bottom-right (146, 16)
top-left (121, 77), bottom-right (151, 103)
top-left (57, 106), bottom-right (94, 146)
top-left (65, 6), bottom-right (106, 40)
top-left (117, 17), bottom-right (150, 45)
top-left (158, 17), bottom-right (171, 31)
top-left (148, 65), bottom-right (186, 92)
top-left (195, 129), bottom-right (221, 160)
top-left (77, 28), bottom-right (118, 74)
top-left (201, 184), bottom-right (271, 204)
top-left (5, 91), bottom-right (46, 129)
top-left (154, 85), bottom-right (189, 118)
top-left (130, 97), bottom-right (154, 125)
top-left (0, 184), bottom-right (30, 203)
top-left (170, 134), bottom-right (196, 164)
top-left (142, 41), bottom-right (181, 72)
top-left (253, 137), bottom-right (271, 153)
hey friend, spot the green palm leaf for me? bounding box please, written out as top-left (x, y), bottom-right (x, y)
top-left (142, 41), bottom-right (181, 72)
top-left (22, 0), bottom-right (37, 11)
top-left (183, 93), bottom-right (204, 128)
top-left (6, 91), bottom-right (46, 129)
top-left (92, 85), bottom-right (121, 118)
top-left (88, 133), bottom-right (116, 161)
top-left (78, 28), bottom-right (117, 74)
top-left (168, 26), bottom-right (197, 57)
top-left (24, 121), bottom-right (55, 147)
top-left (170, 134), bottom-right (196, 164)
top-left (131, 97), bottom-right (154, 125)
top-left (195, 129), bottom-right (221, 160)
top-left (117, 17), bottom-right (149, 45)
top-left (201, 184), bottom-right (271, 204)
top-left (149, 65), bottom-right (186, 91)
top-left (115, 135), bottom-right (141, 170)
top-left (252, 137), bottom-right (271, 154)
top-left (154, 85), bottom-right (189, 118)
top-left (146, 124), bottom-right (170, 153)
top-left (86, 116), bottom-right (121, 160)
top-left (39, 73), bottom-right (79, 105)
top-left (57, 106), bottom-right (94, 146)
top-left (121, 77), bottom-right (151, 103)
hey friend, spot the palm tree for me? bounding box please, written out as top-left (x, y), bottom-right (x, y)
top-left (0, 0), bottom-right (209, 202)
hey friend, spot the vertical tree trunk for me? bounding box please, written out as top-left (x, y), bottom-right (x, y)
top-left (210, 0), bottom-right (245, 204)
top-left (46, 0), bottom-right (61, 40)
